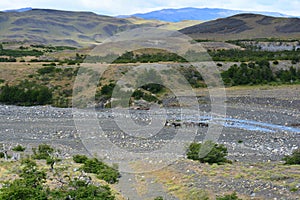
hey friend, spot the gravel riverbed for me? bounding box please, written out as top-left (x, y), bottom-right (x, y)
top-left (0, 86), bottom-right (299, 199)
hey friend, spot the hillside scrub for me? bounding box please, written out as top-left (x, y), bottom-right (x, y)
top-left (0, 80), bottom-right (53, 106)
top-left (221, 61), bottom-right (300, 86)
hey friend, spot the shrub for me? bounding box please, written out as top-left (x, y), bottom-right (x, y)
top-left (37, 66), bottom-right (56, 74)
top-left (283, 149), bottom-right (300, 165)
top-left (187, 189), bottom-right (209, 200)
top-left (61, 180), bottom-right (115, 200)
top-left (0, 81), bottom-right (52, 106)
top-left (0, 159), bottom-right (47, 200)
top-left (73, 154), bottom-right (88, 163)
top-left (216, 192), bottom-right (242, 200)
top-left (32, 144), bottom-right (54, 160)
top-left (101, 83), bottom-right (116, 97)
top-left (0, 157), bottom-right (116, 200)
top-left (154, 197), bottom-right (164, 200)
top-left (12, 145), bottom-right (26, 152)
top-left (81, 158), bottom-right (120, 183)
top-left (187, 141), bottom-right (229, 164)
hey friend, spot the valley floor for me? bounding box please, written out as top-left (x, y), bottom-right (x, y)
top-left (0, 85), bottom-right (299, 199)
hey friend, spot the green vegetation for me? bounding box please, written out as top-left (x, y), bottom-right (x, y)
top-left (178, 65), bottom-right (205, 88)
top-left (216, 192), bottom-right (242, 200)
top-left (30, 44), bottom-right (77, 51)
top-left (0, 145), bottom-right (119, 199)
top-left (100, 83), bottom-right (116, 97)
top-left (0, 57), bottom-right (17, 62)
top-left (136, 69), bottom-right (164, 93)
top-left (80, 158), bottom-right (120, 184)
top-left (209, 49), bottom-right (300, 62)
top-left (186, 189), bottom-right (209, 200)
top-left (221, 61), bottom-right (274, 86)
top-left (32, 144), bottom-right (54, 160)
top-left (276, 66), bottom-right (300, 83)
top-left (0, 158), bottom-right (116, 200)
top-left (73, 154), bottom-right (89, 163)
top-left (37, 66), bottom-right (60, 75)
top-left (222, 61), bottom-right (300, 86)
top-left (0, 66), bottom-right (78, 108)
top-left (113, 51), bottom-right (187, 63)
top-left (187, 141), bottom-right (230, 165)
top-left (0, 80), bottom-right (52, 106)
top-left (0, 159), bottom-right (48, 200)
top-left (132, 89), bottom-right (159, 102)
top-left (12, 145), bottom-right (26, 152)
top-left (0, 48), bottom-right (43, 57)
top-left (283, 149), bottom-right (300, 165)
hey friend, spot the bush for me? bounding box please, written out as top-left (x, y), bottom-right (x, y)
top-left (0, 81), bottom-right (52, 106)
top-left (32, 144), bottom-right (54, 160)
top-left (0, 159), bottom-right (47, 200)
top-left (154, 197), bottom-right (164, 200)
top-left (37, 66), bottom-right (56, 74)
top-left (73, 154), bottom-right (88, 163)
top-left (283, 149), bottom-right (300, 165)
top-left (187, 189), bottom-right (209, 200)
top-left (12, 145), bottom-right (26, 152)
top-left (101, 83), bottom-right (116, 97)
top-left (187, 141), bottom-right (229, 164)
top-left (81, 158), bottom-right (120, 183)
top-left (216, 192), bottom-right (242, 200)
top-left (0, 157), bottom-right (116, 200)
top-left (60, 180), bottom-right (115, 200)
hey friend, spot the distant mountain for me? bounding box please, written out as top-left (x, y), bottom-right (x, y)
top-left (180, 14), bottom-right (300, 41)
top-left (121, 7), bottom-right (291, 22)
top-left (0, 9), bottom-right (149, 46)
top-left (3, 7), bottom-right (32, 12)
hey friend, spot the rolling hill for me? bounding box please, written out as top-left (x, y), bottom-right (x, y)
top-left (180, 14), bottom-right (300, 41)
top-left (0, 9), bottom-right (147, 47)
top-left (120, 7), bottom-right (291, 22)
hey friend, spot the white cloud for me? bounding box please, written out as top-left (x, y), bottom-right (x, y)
top-left (0, 0), bottom-right (299, 16)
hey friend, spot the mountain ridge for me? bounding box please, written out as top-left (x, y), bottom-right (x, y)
top-left (180, 13), bottom-right (300, 41)
top-left (0, 9), bottom-right (144, 47)
top-left (119, 7), bottom-right (293, 22)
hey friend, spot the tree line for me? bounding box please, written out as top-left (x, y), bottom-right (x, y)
top-left (221, 61), bottom-right (300, 86)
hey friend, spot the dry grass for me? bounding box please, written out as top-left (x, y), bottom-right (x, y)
top-left (141, 160), bottom-right (300, 199)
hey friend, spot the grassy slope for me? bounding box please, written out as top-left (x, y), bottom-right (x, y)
top-left (0, 9), bottom-right (143, 47)
top-left (180, 14), bottom-right (300, 41)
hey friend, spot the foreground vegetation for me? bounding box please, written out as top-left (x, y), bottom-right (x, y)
top-left (0, 144), bottom-right (120, 200)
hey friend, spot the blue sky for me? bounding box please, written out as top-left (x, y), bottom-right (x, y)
top-left (0, 0), bottom-right (299, 16)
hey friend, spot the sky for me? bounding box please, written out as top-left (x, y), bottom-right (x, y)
top-left (0, 0), bottom-right (299, 16)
